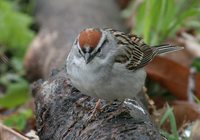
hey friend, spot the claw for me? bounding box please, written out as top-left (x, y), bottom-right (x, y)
top-left (87, 99), bottom-right (101, 121)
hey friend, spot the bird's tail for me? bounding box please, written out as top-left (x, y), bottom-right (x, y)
top-left (132, 44), bottom-right (183, 69)
top-left (152, 44), bottom-right (184, 55)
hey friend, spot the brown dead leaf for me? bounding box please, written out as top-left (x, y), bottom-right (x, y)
top-left (172, 101), bottom-right (200, 128)
top-left (195, 73), bottom-right (200, 99)
top-left (146, 56), bottom-right (189, 100)
top-left (146, 56), bottom-right (200, 100)
top-left (0, 123), bottom-right (30, 140)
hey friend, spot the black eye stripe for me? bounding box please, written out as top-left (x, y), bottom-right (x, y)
top-left (78, 49), bottom-right (82, 55)
top-left (81, 48), bottom-right (86, 53)
top-left (80, 39), bottom-right (108, 55)
top-left (97, 48), bottom-right (101, 53)
top-left (102, 38), bottom-right (108, 47)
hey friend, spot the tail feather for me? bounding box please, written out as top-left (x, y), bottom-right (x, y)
top-left (134, 44), bottom-right (183, 69)
top-left (152, 44), bottom-right (184, 55)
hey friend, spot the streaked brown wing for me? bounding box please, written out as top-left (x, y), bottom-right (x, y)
top-left (107, 29), bottom-right (182, 70)
top-left (114, 44), bottom-right (147, 70)
top-left (109, 30), bottom-right (155, 70)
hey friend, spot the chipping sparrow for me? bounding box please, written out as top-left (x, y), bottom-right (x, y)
top-left (66, 28), bottom-right (183, 101)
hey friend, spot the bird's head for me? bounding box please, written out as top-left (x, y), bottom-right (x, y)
top-left (75, 28), bottom-right (109, 64)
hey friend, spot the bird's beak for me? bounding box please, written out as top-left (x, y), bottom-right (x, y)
top-left (84, 53), bottom-right (91, 64)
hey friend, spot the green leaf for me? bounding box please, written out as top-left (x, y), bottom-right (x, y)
top-left (143, 0), bottom-right (152, 43)
top-left (11, 57), bottom-right (24, 74)
top-left (160, 104), bottom-right (179, 140)
top-left (162, 0), bottom-right (175, 31)
top-left (0, 0), bottom-right (35, 58)
top-left (161, 131), bottom-right (178, 140)
top-left (192, 57), bottom-right (200, 72)
top-left (160, 105), bottom-right (172, 126)
top-left (135, 1), bottom-right (146, 35)
top-left (0, 74), bottom-right (30, 108)
top-left (129, 0), bottom-right (200, 45)
top-left (3, 109), bottom-right (33, 131)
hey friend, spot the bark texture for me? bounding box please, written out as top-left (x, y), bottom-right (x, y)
top-left (33, 69), bottom-right (164, 140)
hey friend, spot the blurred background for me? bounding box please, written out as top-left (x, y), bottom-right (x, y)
top-left (0, 0), bottom-right (200, 139)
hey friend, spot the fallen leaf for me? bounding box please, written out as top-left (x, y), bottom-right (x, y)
top-left (195, 73), bottom-right (200, 98)
top-left (0, 123), bottom-right (29, 140)
top-left (146, 56), bottom-right (189, 100)
top-left (172, 101), bottom-right (200, 128)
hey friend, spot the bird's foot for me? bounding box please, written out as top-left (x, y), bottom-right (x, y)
top-left (86, 99), bottom-right (102, 122)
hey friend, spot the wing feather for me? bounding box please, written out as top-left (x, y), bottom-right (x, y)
top-left (105, 29), bottom-right (183, 70)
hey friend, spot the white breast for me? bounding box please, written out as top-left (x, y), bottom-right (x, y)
top-left (67, 54), bottom-right (146, 100)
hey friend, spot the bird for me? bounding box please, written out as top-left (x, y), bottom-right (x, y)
top-left (66, 28), bottom-right (183, 102)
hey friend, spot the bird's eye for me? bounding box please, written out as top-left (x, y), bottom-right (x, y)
top-left (78, 49), bottom-right (82, 55)
top-left (97, 48), bottom-right (101, 53)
